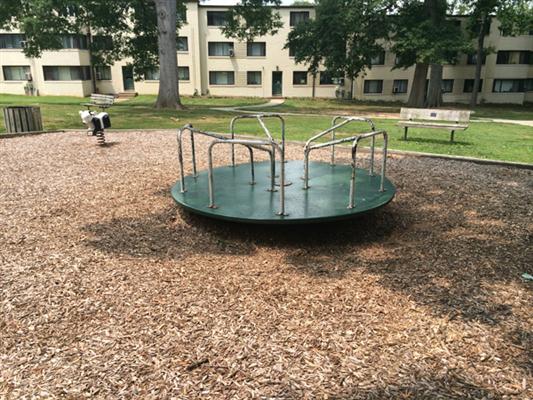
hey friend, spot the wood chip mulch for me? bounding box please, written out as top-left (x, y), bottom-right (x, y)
top-left (1, 131), bottom-right (532, 399)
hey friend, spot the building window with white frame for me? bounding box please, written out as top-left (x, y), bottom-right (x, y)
top-left (178, 66), bottom-right (190, 81)
top-left (293, 71), bottom-right (308, 85)
top-left (370, 51), bottom-right (385, 65)
top-left (177, 37), bottom-right (188, 52)
top-left (247, 71), bottom-right (262, 85)
top-left (493, 79), bottom-right (526, 93)
top-left (208, 42), bottom-right (234, 56)
top-left (145, 69), bottom-right (160, 80)
top-left (441, 79), bottom-right (454, 93)
top-left (392, 79), bottom-right (407, 93)
top-left (95, 66), bottom-right (112, 80)
top-left (2, 65), bottom-right (30, 80)
top-left (209, 71), bottom-right (235, 85)
top-left (43, 66), bottom-right (91, 80)
top-left (364, 80), bottom-right (383, 93)
top-left (247, 42), bottom-right (266, 57)
top-left (0, 34), bottom-right (25, 49)
top-left (207, 11), bottom-right (228, 26)
top-left (290, 11), bottom-right (309, 26)
top-left (319, 72), bottom-right (334, 85)
top-left (60, 35), bottom-right (88, 49)
top-left (463, 79), bottom-right (483, 92)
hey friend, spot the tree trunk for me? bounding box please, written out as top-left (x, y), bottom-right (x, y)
top-left (425, 63), bottom-right (443, 108)
top-left (154, 0), bottom-right (183, 109)
top-left (311, 73), bottom-right (316, 98)
top-left (470, 14), bottom-right (488, 108)
top-left (86, 28), bottom-right (97, 93)
top-left (407, 63), bottom-right (428, 107)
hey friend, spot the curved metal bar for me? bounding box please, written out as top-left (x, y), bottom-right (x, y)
top-left (207, 139), bottom-right (280, 211)
top-left (178, 124), bottom-right (253, 192)
top-left (326, 116), bottom-right (377, 166)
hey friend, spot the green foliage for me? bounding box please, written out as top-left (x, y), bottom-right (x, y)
top-left (0, 0), bottom-right (186, 79)
top-left (286, 0), bottom-right (392, 81)
top-left (285, 19), bottom-right (322, 74)
top-left (391, 0), bottom-right (469, 69)
top-left (222, 0), bottom-right (283, 41)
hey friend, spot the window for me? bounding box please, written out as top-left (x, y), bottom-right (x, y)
top-left (177, 37), bottom-right (188, 52)
top-left (441, 79), bottom-right (454, 93)
top-left (209, 71), bottom-right (235, 85)
top-left (364, 80), bottom-right (383, 93)
top-left (290, 11), bottom-right (309, 26)
top-left (178, 66), bottom-right (190, 81)
top-left (292, 71), bottom-right (308, 85)
top-left (319, 72), bottom-right (334, 85)
top-left (370, 51), bottom-right (385, 65)
top-left (247, 71), bottom-right (262, 85)
top-left (2, 66), bottom-right (30, 80)
top-left (0, 34), bottom-right (25, 49)
top-left (95, 66), bottom-right (112, 80)
top-left (467, 53), bottom-right (486, 65)
top-left (208, 42), bottom-right (234, 56)
top-left (43, 66), bottom-right (91, 81)
top-left (497, 50), bottom-right (532, 64)
top-left (463, 79), bottom-right (483, 93)
top-left (493, 79), bottom-right (526, 93)
top-left (207, 11), bottom-right (228, 26)
top-left (289, 45), bottom-right (296, 57)
top-left (145, 69), bottom-right (160, 80)
top-left (61, 35), bottom-right (88, 49)
top-left (247, 42), bottom-right (266, 57)
top-left (526, 79), bottom-right (533, 91)
top-left (392, 79), bottom-right (407, 93)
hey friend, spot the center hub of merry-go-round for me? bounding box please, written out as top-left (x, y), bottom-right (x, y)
top-left (171, 114), bottom-right (396, 224)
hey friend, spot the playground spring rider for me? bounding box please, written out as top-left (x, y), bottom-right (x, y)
top-left (79, 110), bottom-right (111, 145)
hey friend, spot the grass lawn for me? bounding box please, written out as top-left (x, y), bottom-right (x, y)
top-left (1, 93), bottom-right (532, 163)
top-left (243, 98), bottom-right (533, 120)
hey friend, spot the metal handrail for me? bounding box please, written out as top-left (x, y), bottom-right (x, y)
top-left (302, 116), bottom-right (388, 208)
top-left (207, 138), bottom-right (286, 215)
top-left (177, 114), bottom-right (288, 216)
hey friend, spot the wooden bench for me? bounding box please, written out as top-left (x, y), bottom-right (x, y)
top-left (82, 93), bottom-right (115, 110)
top-left (397, 108), bottom-right (471, 142)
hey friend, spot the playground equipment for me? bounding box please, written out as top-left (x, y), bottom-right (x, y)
top-left (171, 114), bottom-right (396, 224)
top-left (79, 94), bottom-right (114, 145)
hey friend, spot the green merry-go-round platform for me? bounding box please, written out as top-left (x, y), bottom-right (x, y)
top-left (171, 114), bottom-right (396, 225)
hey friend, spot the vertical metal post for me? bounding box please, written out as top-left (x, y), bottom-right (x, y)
top-left (268, 149), bottom-right (276, 192)
top-left (303, 149), bottom-right (310, 190)
top-left (190, 131), bottom-right (197, 178)
top-left (277, 144), bottom-right (286, 216)
top-left (177, 128), bottom-right (186, 193)
top-left (246, 146), bottom-right (255, 185)
top-left (229, 118), bottom-right (236, 167)
top-left (380, 132), bottom-right (388, 192)
top-left (348, 140), bottom-right (359, 209)
top-left (369, 135), bottom-right (375, 176)
top-left (207, 142), bottom-right (217, 208)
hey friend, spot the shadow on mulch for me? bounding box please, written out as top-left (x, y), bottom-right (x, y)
top-left (329, 370), bottom-right (500, 400)
top-left (82, 199), bottom-right (524, 329)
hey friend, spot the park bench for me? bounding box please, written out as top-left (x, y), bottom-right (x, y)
top-left (82, 93), bottom-right (115, 110)
top-left (397, 108), bottom-right (471, 142)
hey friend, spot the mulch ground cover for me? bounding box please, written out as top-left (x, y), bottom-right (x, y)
top-left (1, 130), bottom-right (531, 399)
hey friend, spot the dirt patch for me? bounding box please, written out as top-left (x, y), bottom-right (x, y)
top-left (1, 130), bottom-right (531, 399)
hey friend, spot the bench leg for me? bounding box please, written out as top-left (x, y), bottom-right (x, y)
top-left (403, 127), bottom-right (408, 140)
top-left (450, 130), bottom-right (455, 143)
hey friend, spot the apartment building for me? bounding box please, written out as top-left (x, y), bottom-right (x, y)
top-left (1, 0), bottom-right (532, 104)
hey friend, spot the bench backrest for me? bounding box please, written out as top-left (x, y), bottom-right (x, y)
top-left (90, 94), bottom-right (115, 106)
top-left (400, 108), bottom-right (471, 123)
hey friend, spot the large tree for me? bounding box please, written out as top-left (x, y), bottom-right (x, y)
top-left (462, 0), bottom-right (533, 107)
top-left (1, 0), bottom-right (186, 109)
top-left (392, 0), bottom-right (467, 107)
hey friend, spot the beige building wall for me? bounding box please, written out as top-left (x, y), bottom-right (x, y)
top-left (1, 2), bottom-right (532, 104)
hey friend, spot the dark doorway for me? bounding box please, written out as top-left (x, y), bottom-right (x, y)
top-left (122, 66), bottom-right (135, 91)
top-left (272, 71), bottom-right (282, 96)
